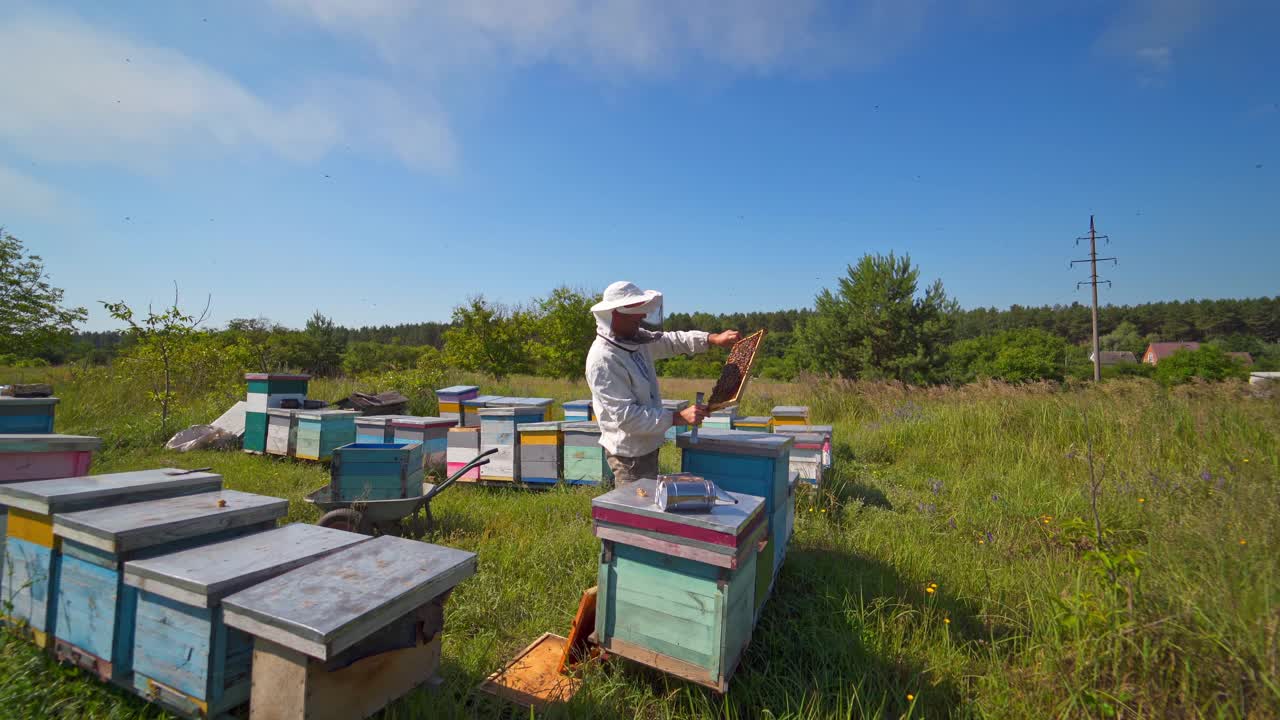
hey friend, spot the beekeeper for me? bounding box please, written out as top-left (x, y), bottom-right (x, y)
top-left (586, 281), bottom-right (740, 486)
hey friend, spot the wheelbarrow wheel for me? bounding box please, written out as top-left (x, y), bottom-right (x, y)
top-left (317, 508), bottom-right (371, 535)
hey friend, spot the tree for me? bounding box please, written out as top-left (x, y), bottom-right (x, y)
top-left (795, 253), bottom-right (956, 382)
top-left (0, 228), bottom-right (87, 360)
top-left (1154, 345), bottom-right (1250, 386)
top-left (341, 340), bottom-right (421, 375)
top-left (102, 285), bottom-right (211, 427)
top-left (946, 328), bottom-right (1068, 383)
top-left (225, 317), bottom-right (289, 372)
top-left (530, 286), bottom-right (596, 380)
top-left (441, 297), bottom-right (531, 379)
top-left (1100, 321), bottom-right (1144, 356)
top-left (281, 311), bottom-right (347, 376)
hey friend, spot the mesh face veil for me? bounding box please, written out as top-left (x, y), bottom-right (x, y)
top-left (616, 294), bottom-right (663, 332)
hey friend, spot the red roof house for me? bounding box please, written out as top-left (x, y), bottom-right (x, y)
top-left (1142, 342), bottom-right (1199, 365)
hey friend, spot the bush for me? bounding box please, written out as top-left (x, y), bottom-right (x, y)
top-left (946, 328), bottom-right (1067, 383)
top-left (1154, 345), bottom-right (1250, 385)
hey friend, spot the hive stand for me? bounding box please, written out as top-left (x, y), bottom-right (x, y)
top-left (222, 535), bottom-right (477, 720)
top-left (0, 468), bottom-right (223, 647)
top-left (123, 524), bottom-right (368, 719)
top-left (50, 490), bottom-right (288, 684)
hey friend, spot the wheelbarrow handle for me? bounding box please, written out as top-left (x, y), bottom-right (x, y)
top-left (424, 448), bottom-right (498, 502)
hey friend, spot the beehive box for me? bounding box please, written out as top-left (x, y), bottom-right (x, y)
top-left (677, 429), bottom-right (793, 615)
top-left (492, 397), bottom-right (554, 420)
top-left (562, 400), bottom-right (593, 423)
top-left (562, 422), bottom-right (612, 486)
top-left (703, 405), bottom-right (738, 431)
top-left (51, 490), bottom-right (288, 684)
top-left (773, 424), bottom-right (833, 468)
top-left (294, 410), bottom-right (359, 462)
top-left (265, 409), bottom-right (302, 457)
top-left (123, 524), bottom-right (367, 718)
top-left (461, 395), bottom-right (505, 428)
top-left (434, 386), bottom-right (479, 425)
top-left (0, 397), bottom-right (59, 434)
top-left (662, 399), bottom-right (690, 441)
top-left (390, 416), bottom-right (456, 475)
top-left (0, 468), bottom-right (223, 648)
top-left (243, 374), bottom-right (310, 454)
top-left (330, 443), bottom-right (424, 502)
top-left (478, 407), bottom-right (545, 483)
top-left (0, 434), bottom-right (103, 600)
top-left (354, 415), bottom-right (412, 445)
top-left (592, 478), bottom-right (764, 692)
top-left (733, 416), bottom-right (774, 433)
top-left (785, 431), bottom-right (825, 486)
top-left (518, 422), bottom-right (563, 486)
top-left (222, 536), bottom-right (476, 720)
top-left (771, 405), bottom-right (810, 427)
top-left (446, 427), bottom-right (482, 483)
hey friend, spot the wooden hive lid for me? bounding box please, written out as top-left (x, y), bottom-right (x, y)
top-left (123, 523), bottom-right (368, 607)
top-left (492, 397), bottom-right (554, 409)
top-left (676, 428), bottom-right (793, 457)
top-left (0, 467), bottom-right (222, 515)
top-left (0, 434), bottom-right (102, 454)
top-left (592, 477), bottom-right (764, 537)
top-left (221, 535), bottom-right (476, 661)
top-left (463, 394), bottom-right (506, 407)
top-left (295, 409), bottom-right (361, 421)
top-left (735, 416), bottom-right (772, 425)
top-left (354, 414), bottom-right (414, 426)
top-left (389, 415), bottom-right (457, 429)
top-left (661, 398), bottom-right (690, 410)
top-left (773, 424), bottom-right (832, 435)
top-left (517, 421), bottom-right (563, 433)
top-left (771, 405), bottom-right (810, 416)
top-left (0, 396), bottom-right (59, 406)
top-left (243, 373), bottom-right (311, 381)
top-left (561, 421), bottom-right (601, 433)
top-left (709, 405), bottom-right (738, 417)
top-left (53, 489), bottom-right (287, 554)
top-left (562, 399), bottom-right (593, 409)
top-left (435, 385), bottom-right (480, 395)
top-left (448, 425), bottom-right (480, 433)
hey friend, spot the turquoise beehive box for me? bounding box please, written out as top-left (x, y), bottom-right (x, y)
top-left (329, 442), bottom-right (425, 502)
top-left (0, 397), bottom-right (59, 434)
top-left (123, 523), bottom-right (367, 717)
top-left (294, 409), bottom-right (359, 462)
top-left (50, 490), bottom-right (287, 684)
top-left (562, 422), bottom-right (612, 486)
top-left (677, 429), bottom-right (793, 614)
top-left (243, 374), bottom-right (310, 454)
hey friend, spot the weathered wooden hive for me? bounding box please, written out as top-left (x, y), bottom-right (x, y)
top-left (434, 385), bottom-right (479, 425)
top-left (732, 416), bottom-right (774, 433)
top-left (562, 399), bottom-right (593, 423)
top-left (329, 442), bottom-right (425, 502)
top-left (677, 429), bottom-right (794, 615)
top-left (703, 405), bottom-right (738, 431)
top-left (243, 374), bottom-right (310, 454)
top-left (294, 409), bottom-right (359, 462)
top-left (0, 468), bottom-right (222, 648)
top-left (561, 421), bottom-right (612, 486)
top-left (478, 406), bottom-right (545, 483)
top-left (446, 426), bottom-right (482, 483)
top-left (122, 524), bottom-right (367, 718)
top-left (389, 416), bottom-right (456, 475)
top-left (770, 405), bottom-right (810, 427)
top-left (265, 408), bottom-right (303, 457)
top-left (0, 396), bottom-right (59, 434)
top-left (517, 421), bottom-right (563, 486)
top-left (354, 414), bottom-right (412, 444)
top-left (461, 395), bottom-right (505, 428)
top-left (221, 535), bottom-right (476, 720)
top-left (592, 478), bottom-right (766, 692)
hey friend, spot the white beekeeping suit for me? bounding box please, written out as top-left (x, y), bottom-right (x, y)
top-left (585, 282), bottom-right (708, 458)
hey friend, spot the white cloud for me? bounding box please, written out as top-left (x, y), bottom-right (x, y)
top-left (269, 0), bottom-right (931, 77)
top-left (1097, 0), bottom-right (1210, 74)
top-left (0, 11), bottom-right (456, 173)
top-left (0, 164), bottom-right (76, 222)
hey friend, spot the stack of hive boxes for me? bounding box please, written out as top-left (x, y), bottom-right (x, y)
top-left (478, 406), bottom-right (547, 483)
top-left (434, 385), bottom-right (479, 425)
top-left (562, 399), bottom-right (593, 423)
top-left (447, 427), bottom-right (482, 483)
top-left (243, 374), bottom-right (310, 454)
top-left (704, 405), bottom-right (738, 431)
top-left (562, 422), bottom-right (612, 486)
top-left (773, 423), bottom-right (833, 483)
top-left (677, 429), bottom-right (794, 616)
top-left (663, 399), bottom-right (690, 440)
top-left (733, 416), bottom-right (774, 433)
top-left (0, 396), bottom-right (59, 434)
top-left (592, 478), bottom-right (766, 691)
top-left (517, 422), bottom-right (563, 485)
top-left (390, 417), bottom-right (457, 475)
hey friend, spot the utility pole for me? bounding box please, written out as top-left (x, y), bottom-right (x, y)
top-left (1071, 215), bottom-right (1116, 382)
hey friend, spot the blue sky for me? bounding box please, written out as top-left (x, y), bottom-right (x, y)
top-left (1, 1), bottom-right (1276, 331)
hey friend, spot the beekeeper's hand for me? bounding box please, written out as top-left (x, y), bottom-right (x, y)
top-left (709, 330), bottom-right (741, 347)
top-left (677, 405), bottom-right (709, 426)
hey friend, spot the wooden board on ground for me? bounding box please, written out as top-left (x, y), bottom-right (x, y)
top-left (479, 633), bottom-right (581, 708)
top-left (707, 330), bottom-right (766, 411)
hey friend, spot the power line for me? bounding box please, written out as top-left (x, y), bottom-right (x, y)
top-left (1071, 215), bottom-right (1117, 382)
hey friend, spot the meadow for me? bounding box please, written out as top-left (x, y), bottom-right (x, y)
top-left (1, 365), bottom-right (1277, 719)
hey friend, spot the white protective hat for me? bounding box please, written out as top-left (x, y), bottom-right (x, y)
top-left (590, 281), bottom-right (662, 315)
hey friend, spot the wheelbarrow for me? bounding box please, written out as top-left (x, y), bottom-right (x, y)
top-left (305, 448), bottom-right (497, 538)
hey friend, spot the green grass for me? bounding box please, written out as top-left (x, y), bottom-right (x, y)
top-left (2, 366), bottom-right (1278, 719)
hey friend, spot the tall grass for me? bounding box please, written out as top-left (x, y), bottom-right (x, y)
top-left (1, 365), bottom-right (1277, 719)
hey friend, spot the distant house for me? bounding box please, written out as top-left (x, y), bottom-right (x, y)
top-left (1226, 352), bottom-right (1254, 366)
top-left (1090, 351), bottom-right (1138, 366)
top-left (1143, 342), bottom-right (1199, 365)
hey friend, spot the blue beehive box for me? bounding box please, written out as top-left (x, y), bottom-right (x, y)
top-left (50, 490), bottom-right (288, 684)
top-left (562, 422), bottom-right (613, 486)
top-left (0, 397), bottom-right (59, 434)
top-left (677, 429), bottom-right (793, 615)
top-left (354, 415), bottom-right (412, 444)
top-left (330, 442), bottom-right (425, 501)
top-left (294, 410), bottom-right (359, 462)
top-left (0, 468), bottom-right (223, 648)
top-left (562, 400), bottom-right (593, 423)
top-left (122, 523), bottom-right (367, 717)
top-left (461, 395), bottom-right (505, 428)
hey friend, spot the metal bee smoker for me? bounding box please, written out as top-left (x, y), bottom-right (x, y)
top-left (654, 473), bottom-right (739, 512)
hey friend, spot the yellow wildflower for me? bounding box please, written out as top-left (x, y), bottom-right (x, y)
top-left (944, 617), bottom-right (951, 625)
top-left (1138, 497), bottom-right (1145, 503)
top-left (907, 694), bottom-right (915, 702)
top-left (925, 587), bottom-right (936, 594)
top-left (1239, 538), bottom-right (1247, 545)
